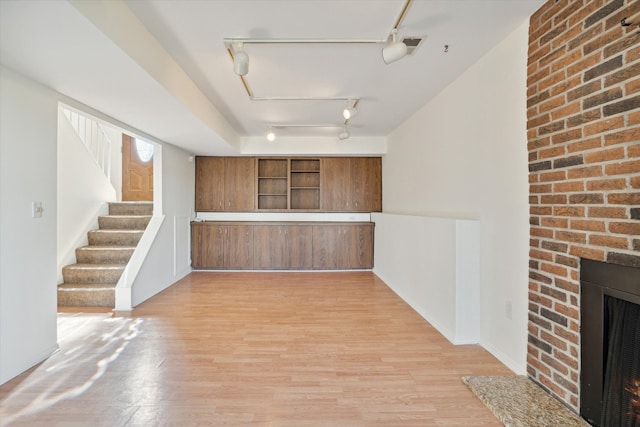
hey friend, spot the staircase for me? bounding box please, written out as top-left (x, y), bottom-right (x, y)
top-left (58, 201), bottom-right (153, 307)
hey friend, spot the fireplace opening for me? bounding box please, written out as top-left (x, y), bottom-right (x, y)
top-left (580, 259), bottom-right (640, 427)
top-left (601, 297), bottom-right (640, 426)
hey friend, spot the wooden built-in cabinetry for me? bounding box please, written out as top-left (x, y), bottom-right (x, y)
top-left (312, 223), bottom-right (374, 269)
top-left (191, 222), bottom-right (374, 270)
top-left (195, 157), bottom-right (255, 212)
top-left (290, 159), bottom-right (321, 210)
top-left (256, 158), bottom-right (288, 210)
top-left (196, 156), bottom-right (380, 213)
top-left (191, 223), bottom-right (253, 269)
top-left (193, 156), bottom-right (380, 270)
top-left (255, 158), bottom-right (321, 210)
top-left (321, 157), bottom-right (382, 212)
top-left (253, 225), bottom-right (313, 269)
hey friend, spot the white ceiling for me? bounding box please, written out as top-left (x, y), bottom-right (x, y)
top-left (0, 0), bottom-right (544, 155)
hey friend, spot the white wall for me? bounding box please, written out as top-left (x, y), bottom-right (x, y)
top-left (242, 136), bottom-right (387, 156)
top-left (0, 67), bottom-right (58, 384)
top-left (57, 110), bottom-right (117, 282)
top-left (131, 142), bottom-right (194, 307)
top-left (382, 21), bottom-right (530, 374)
top-left (373, 213), bottom-right (480, 345)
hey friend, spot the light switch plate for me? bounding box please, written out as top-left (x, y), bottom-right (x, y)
top-left (32, 201), bottom-right (43, 218)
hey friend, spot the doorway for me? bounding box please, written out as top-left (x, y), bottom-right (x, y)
top-left (122, 134), bottom-right (153, 201)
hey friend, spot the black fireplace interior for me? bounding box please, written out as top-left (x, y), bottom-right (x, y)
top-left (580, 259), bottom-right (640, 427)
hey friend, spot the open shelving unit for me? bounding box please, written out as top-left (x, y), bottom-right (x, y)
top-left (257, 158), bottom-right (288, 210)
top-left (255, 158), bottom-right (322, 211)
top-left (290, 159), bottom-right (320, 210)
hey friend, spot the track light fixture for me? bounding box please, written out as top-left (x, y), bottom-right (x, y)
top-left (338, 126), bottom-right (350, 141)
top-left (233, 45), bottom-right (249, 76)
top-left (382, 29), bottom-right (407, 65)
top-left (343, 99), bottom-right (358, 120)
top-left (266, 127), bottom-right (275, 141)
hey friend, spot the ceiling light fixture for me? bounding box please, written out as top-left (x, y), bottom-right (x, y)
top-left (382, 28), bottom-right (407, 65)
top-left (266, 127), bottom-right (275, 141)
top-left (343, 99), bottom-right (358, 120)
top-left (233, 44), bottom-right (249, 76)
top-left (338, 126), bottom-right (350, 141)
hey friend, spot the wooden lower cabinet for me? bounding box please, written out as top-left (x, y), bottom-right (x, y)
top-left (253, 225), bottom-right (313, 269)
top-left (191, 223), bottom-right (253, 269)
top-left (312, 223), bottom-right (374, 269)
top-left (192, 222), bottom-right (373, 270)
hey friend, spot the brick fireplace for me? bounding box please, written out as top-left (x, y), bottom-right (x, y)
top-left (526, 0), bottom-right (639, 414)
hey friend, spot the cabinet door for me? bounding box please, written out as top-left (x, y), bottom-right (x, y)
top-left (225, 158), bottom-right (255, 211)
top-left (344, 224), bottom-right (374, 269)
top-left (369, 158), bottom-right (382, 212)
top-left (312, 225), bottom-right (340, 269)
top-left (321, 158), bottom-right (350, 212)
top-left (195, 157), bottom-right (225, 211)
top-left (350, 158), bottom-right (382, 213)
top-left (191, 223), bottom-right (204, 268)
top-left (191, 223), bottom-right (225, 269)
top-left (253, 225), bottom-right (287, 269)
top-left (311, 223), bottom-right (373, 270)
top-left (350, 158), bottom-right (370, 212)
top-left (286, 225), bottom-right (313, 269)
top-left (225, 225), bottom-right (254, 269)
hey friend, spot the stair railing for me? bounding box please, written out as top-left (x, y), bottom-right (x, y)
top-left (62, 108), bottom-right (112, 180)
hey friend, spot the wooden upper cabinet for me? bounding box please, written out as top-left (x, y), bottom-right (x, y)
top-left (321, 158), bottom-right (351, 211)
top-left (321, 157), bottom-right (381, 212)
top-left (195, 157), bottom-right (255, 212)
top-left (195, 157), bottom-right (224, 211)
top-left (195, 156), bottom-right (380, 213)
top-left (352, 157), bottom-right (382, 212)
top-left (225, 157), bottom-right (255, 211)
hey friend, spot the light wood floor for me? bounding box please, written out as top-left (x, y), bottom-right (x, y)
top-left (1, 272), bottom-right (511, 426)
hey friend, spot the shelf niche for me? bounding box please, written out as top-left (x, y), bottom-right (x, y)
top-left (290, 159), bottom-right (320, 210)
top-left (257, 159), bottom-right (288, 210)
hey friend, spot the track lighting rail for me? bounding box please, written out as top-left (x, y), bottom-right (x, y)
top-left (224, 38), bottom-right (385, 45)
top-left (224, 0), bottom-right (413, 139)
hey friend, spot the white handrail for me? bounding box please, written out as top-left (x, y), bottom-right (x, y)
top-left (62, 108), bottom-right (112, 180)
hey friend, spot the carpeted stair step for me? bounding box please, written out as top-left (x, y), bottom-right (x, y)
top-left (62, 263), bottom-right (125, 284)
top-left (108, 201), bottom-right (153, 216)
top-left (98, 215), bottom-right (151, 230)
top-left (88, 229), bottom-right (144, 246)
top-left (57, 283), bottom-right (116, 307)
top-left (58, 201), bottom-right (153, 308)
top-left (75, 246), bottom-right (135, 264)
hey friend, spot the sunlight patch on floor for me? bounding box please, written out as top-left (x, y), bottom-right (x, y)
top-left (0, 313), bottom-right (142, 425)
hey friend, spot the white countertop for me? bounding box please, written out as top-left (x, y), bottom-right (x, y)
top-left (195, 212), bottom-right (371, 222)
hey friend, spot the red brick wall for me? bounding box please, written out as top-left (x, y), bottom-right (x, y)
top-left (527, 0), bottom-right (639, 411)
